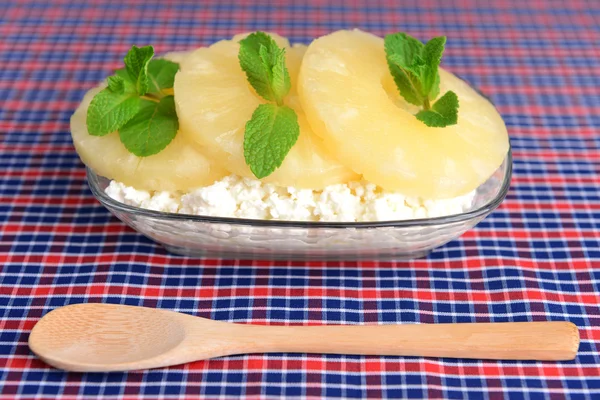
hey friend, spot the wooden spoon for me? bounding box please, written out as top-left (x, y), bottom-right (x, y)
top-left (29, 303), bottom-right (579, 372)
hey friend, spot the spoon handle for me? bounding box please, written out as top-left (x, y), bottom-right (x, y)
top-left (241, 321), bottom-right (578, 360)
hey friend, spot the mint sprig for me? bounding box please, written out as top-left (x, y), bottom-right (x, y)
top-left (86, 45), bottom-right (180, 157)
top-left (239, 32), bottom-right (299, 178)
top-left (385, 33), bottom-right (459, 128)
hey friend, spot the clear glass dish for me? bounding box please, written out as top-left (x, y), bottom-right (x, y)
top-left (86, 149), bottom-right (512, 260)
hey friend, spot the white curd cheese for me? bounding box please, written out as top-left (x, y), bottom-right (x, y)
top-left (105, 175), bottom-right (475, 222)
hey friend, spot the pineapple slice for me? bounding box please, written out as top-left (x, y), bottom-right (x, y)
top-left (174, 37), bottom-right (358, 189)
top-left (71, 86), bottom-right (225, 191)
top-left (298, 29), bottom-right (509, 199)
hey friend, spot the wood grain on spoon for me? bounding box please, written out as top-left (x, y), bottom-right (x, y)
top-left (28, 304), bottom-right (580, 372)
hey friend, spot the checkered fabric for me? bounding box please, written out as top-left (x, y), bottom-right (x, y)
top-left (1, 0), bottom-right (599, 398)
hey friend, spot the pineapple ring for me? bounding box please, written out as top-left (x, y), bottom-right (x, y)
top-left (174, 37), bottom-right (358, 189)
top-left (298, 29), bottom-right (510, 199)
top-left (71, 86), bottom-right (226, 192)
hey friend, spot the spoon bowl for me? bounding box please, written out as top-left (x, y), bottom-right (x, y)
top-left (29, 303), bottom-right (580, 372)
top-left (29, 304), bottom-right (189, 370)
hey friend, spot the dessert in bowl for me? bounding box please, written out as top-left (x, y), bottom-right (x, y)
top-left (72, 30), bottom-right (511, 259)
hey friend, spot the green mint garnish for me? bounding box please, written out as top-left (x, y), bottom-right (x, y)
top-left (119, 96), bottom-right (178, 157)
top-left (147, 59), bottom-right (180, 94)
top-left (86, 88), bottom-right (141, 136)
top-left (86, 45), bottom-right (180, 157)
top-left (239, 31), bottom-right (291, 105)
top-left (415, 90), bottom-right (458, 127)
top-left (385, 32), bottom-right (459, 128)
top-left (244, 104), bottom-right (299, 179)
top-left (124, 45), bottom-right (154, 95)
top-left (239, 32), bottom-right (299, 178)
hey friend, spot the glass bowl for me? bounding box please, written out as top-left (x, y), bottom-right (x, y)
top-left (86, 149), bottom-right (512, 260)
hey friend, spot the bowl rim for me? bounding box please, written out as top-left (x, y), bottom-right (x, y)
top-left (86, 148), bottom-right (512, 229)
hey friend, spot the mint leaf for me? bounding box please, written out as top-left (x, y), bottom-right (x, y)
top-left (387, 53), bottom-right (425, 106)
top-left (124, 45), bottom-right (154, 95)
top-left (270, 47), bottom-right (291, 102)
top-left (384, 33), bottom-right (423, 66)
top-left (147, 59), bottom-right (179, 94)
top-left (238, 31), bottom-right (290, 104)
top-left (86, 88), bottom-right (141, 136)
top-left (416, 91), bottom-right (459, 127)
top-left (119, 96), bottom-right (178, 157)
top-left (107, 75), bottom-right (125, 93)
top-left (385, 33), bottom-right (426, 106)
top-left (239, 33), bottom-right (274, 100)
top-left (244, 103), bottom-right (299, 178)
top-left (421, 36), bottom-right (445, 98)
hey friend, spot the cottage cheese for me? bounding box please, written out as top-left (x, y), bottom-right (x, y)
top-left (105, 175), bottom-right (475, 222)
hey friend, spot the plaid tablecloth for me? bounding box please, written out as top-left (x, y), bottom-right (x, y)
top-left (1, 0), bottom-right (600, 398)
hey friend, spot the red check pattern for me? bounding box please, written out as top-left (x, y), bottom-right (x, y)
top-left (1, 0), bottom-right (600, 398)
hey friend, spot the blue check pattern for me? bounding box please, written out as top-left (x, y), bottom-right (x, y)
top-left (1, 0), bottom-right (600, 399)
